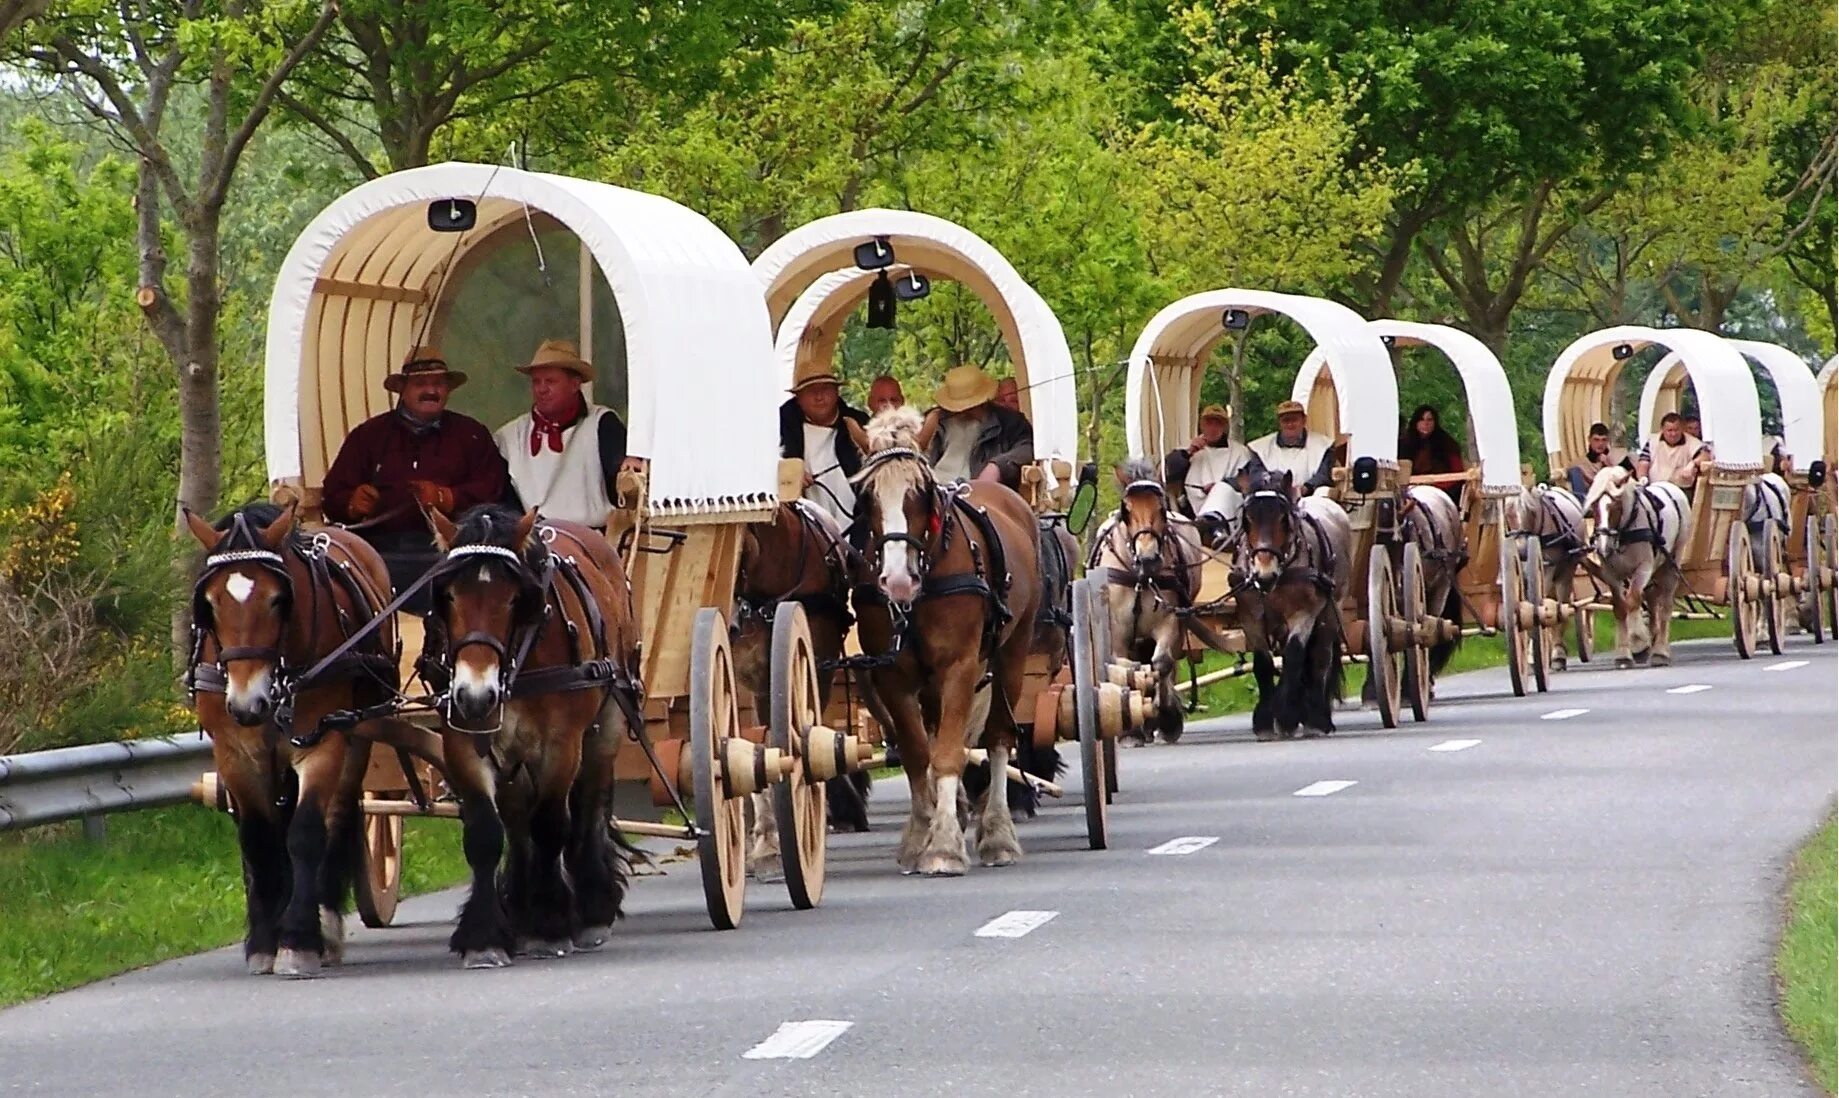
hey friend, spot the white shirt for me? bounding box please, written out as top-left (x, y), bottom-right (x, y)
top-left (496, 406), bottom-right (614, 527)
top-left (1249, 430), bottom-right (1334, 485)
top-left (1184, 440), bottom-right (1253, 514)
top-left (802, 421), bottom-right (856, 524)
top-left (935, 416), bottom-right (981, 482)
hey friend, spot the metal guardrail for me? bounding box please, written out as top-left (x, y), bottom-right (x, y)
top-left (0, 734), bottom-right (212, 832)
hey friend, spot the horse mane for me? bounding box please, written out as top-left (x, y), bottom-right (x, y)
top-left (450, 504), bottom-right (547, 569)
top-left (1116, 457), bottom-right (1159, 487)
top-left (1582, 465), bottom-right (1630, 513)
top-left (865, 405), bottom-right (925, 453)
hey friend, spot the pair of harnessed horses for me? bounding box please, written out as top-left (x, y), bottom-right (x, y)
top-left (186, 500), bottom-right (644, 973)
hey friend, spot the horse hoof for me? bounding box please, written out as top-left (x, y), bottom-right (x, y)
top-left (1253, 729), bottom-right (1279, 742)
top-left (318, 910), bottom-right (345, 967)
top-left (573, 926), bottom-right (613, 952)
top-left (1632, 650), bottom-right (1651, 667)
top-left (1615, 657), bottom-right (1635, 670)
top-left (919, 853), bottom-right (967, 877)
top-left (274, 948), bottom-right (322, 979)
top-left (245, 952), bottom-right (275, 976)
top-left (977, 838), bottom-right (1021, 868)
top-left (750, 857), bottom-right (784, 884)
top-left (1551, 655), bottom-right (1567, 673)
top-left (519, 938), bottom-right (570, 959)
top-left (463, 948), bottom-right (512, 970)
top-left (1650, 653), bottom-right (1671, 667)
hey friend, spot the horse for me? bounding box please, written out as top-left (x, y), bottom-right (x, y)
top-left (1233, 469), bottom-right (1352, 739)
top-left (183, 501), bottom-right (397, 978)
top-left (1744, 472), bottom-right (1796, 632)
top-left (1088, 458), bottom-right (1210, 744)
top-left (730, 500), bottom-right (866, 877)
top-left (1582, 467), bottom-right (1693, 667)
top-left (1513, 483), bottom-right (1588, 670)
top-left (1399, 483), bottom-right (1468, 691)
top-left (849, 405), bottom-right (1043, 876)
top-left (423, 505), bottom-right (641, 967)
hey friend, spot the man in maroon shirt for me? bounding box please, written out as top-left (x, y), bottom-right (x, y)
top-left (321, 346), bottom-right (508, 604)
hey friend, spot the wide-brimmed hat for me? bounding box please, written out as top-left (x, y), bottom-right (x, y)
top-left (788, 359), bottom-right (842, 394)
top-left (384, 346), bottom-right (467, 393)
top-left (516, 338), bottom-right (594, 382)
top-left (1199, 403), bottom-right (1231, 423)
top-left (934, 365), bottom-right (1000, 413)
top-left (1275, 400), bottom-right (1307, 418)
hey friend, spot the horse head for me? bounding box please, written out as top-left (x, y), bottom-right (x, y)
top-left (1113, 457), bottom-right (1170, 580)
top-left (1239, 468), bottom-right (1298, 586)
top-left (851, 406), bottom-right (940, 608)
top-left (428, 504), bottom-right (547, 729)
top-left (185, 501), bottom-right (299, 727)
top-left (1583, 466), bottom-right (1633, 558)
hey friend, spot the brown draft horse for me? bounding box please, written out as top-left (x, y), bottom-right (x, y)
top-left (850, 406), bottom-right (1043, 876)
top-left (1234, 469), bottom-right (1352, 739)
top-left (425, 505), bottom-right (641, 967)
top-left (184, 502), bottom-right (396, 977)
top-left (731, 500), bottom-right (864, 875)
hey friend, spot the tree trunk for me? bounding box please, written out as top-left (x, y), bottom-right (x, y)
top-left (1227, 328), bottom-right (1249, 446)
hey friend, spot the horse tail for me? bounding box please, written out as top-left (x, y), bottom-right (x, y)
top-left (825, 772), bottom-right (873, 833)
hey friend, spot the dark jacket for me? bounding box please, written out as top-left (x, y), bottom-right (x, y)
top-left (322, 409), bottom-right (509, 535)
top-left (926, 404), bottom-right (1034, 487)
top-left (778, 398), bottom-right (870, 476)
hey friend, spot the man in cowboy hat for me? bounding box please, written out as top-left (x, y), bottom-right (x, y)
top-left (494, 338), bottom-right (628, 529)
top-left (868, 374), bottom-right (905, 415)
top-left (923, 365), bottom-right (1033, 488)
top-left (1163, 403), bottom-right (1253, 536)
top-left (1245, 399), bottom-right (1335, 494)
top-left (322, 346), bottom-right (509, 601)
top-left (778, 360), bottom-right (870, 524)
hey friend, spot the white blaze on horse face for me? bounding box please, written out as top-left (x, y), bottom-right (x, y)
top-left (1593, 493), bottom-right (1616, 558)
top-left (224, 659), bottom-right (273, 715)
top-left (224, 573), bottom-right (256, 604)
top-left (876, 479), bottom-right (919, 604)
top-left (451, 651), bottom-right (501, 698)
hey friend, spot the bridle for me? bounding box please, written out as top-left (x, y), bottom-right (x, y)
top-left (1236, 488), bottom-right (1302, 591)
top-left (1115, 479), bottom-right (1170, 574)
top-left (187, 511), bottom-right (299, 693)
top-left (427, 540), bottom-right (557, 731)
top-left (855, 447), bottom-right (947, 593)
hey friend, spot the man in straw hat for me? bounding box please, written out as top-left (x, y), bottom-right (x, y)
top-left (1245, 399), bottom-right (1335, 495)
top-left (494, 338), bottom-right (628, 529)
top-left (778, 359), bottom-right (870, 524)
top-left (1164, 403), bottom-right (1253, 538)
top-left (922, 365), bottom-right (1033, 488)
top-left (322, 346), bottom-right (508, 602)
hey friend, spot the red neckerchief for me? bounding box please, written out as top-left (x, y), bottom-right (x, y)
top-left (529, 398), bottom-right (585, 455)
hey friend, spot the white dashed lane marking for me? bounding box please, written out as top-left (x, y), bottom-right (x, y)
top-left (1667, 684), bottom-right (1713, 694)
top-left (1765, 660), bottom-right (1809, 672)
top-left (1541, 708), bottom-right (1590, 720)
top-left (974, 910), bottom-right (1058, 938)
top-left (1147, 836), bottom-right (1220, 856)
top-left (743, 1020), bottom-right (853, 1060)
top-left (1293, 780), bottom-right (1357, 797)
top-left (1429, 739), bottom-right (1481, 752)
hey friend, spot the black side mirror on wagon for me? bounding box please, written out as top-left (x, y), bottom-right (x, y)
top-left (1350, 455), bottom-right (1380, 495)
top-left (429, 198), bottom-right (477, 232)
top-left (854, 236), bottom-right (895, 270)
top-left (1809, 460), bottom-right (1827, 489)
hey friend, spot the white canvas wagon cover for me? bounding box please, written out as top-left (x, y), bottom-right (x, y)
top-left (754, 209), bottom-right (1079, 467)
top-left (264, 162), bottom-right (780, 516)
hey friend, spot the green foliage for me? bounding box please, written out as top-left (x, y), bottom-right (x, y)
top-left (1778, 814), bottom-right (1837, 1095)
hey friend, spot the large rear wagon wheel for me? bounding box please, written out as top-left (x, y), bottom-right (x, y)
top-left (1072, 577), bottom-right (1108, 850)
top-left (352, 810), bottom-right (403, 929)
top-left (1365, 545), bottom-right (1401, 729)
top-left (1804, 516), bottom-right (1826, 644)
top-left (1729, 524), bottom-right (1758, 660)
top-left (1401, 542), bottom-right (1431, 723)
top-left (1501, 536), bottom-right (1529, 697)
top-left (690, 608), bottom-right (747, 930)
top-left (769, 605), bottom-right (827, 911)
top-left (1763, 524), bottom-right (1787, 656)
top-left (1825, 516), bottom-right (1839, 639)
top-left (1523, 539), bottom-right (1549, 693)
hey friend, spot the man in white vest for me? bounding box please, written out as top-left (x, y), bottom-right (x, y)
top-left (1163, 403), bottom-right (1253, 537)
top-left (495, 338), bottom-right (627, 529)
top-left (1246, 400), bottom-right (1335, 494)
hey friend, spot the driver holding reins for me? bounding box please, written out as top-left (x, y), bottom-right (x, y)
top-left (777, 360), bottom-right (869, 525)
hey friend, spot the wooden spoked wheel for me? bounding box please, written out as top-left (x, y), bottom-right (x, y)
top-left (1365, 544), bottom-right (1401, 729)
top-left (1825, 516), bottom-right (1839, 639)
top-left (1523, 538), bottom-right (1549, 693)
top-left (1088, 576), bottom-right (1119, 797)
top-left (1763, 524), bottom-right (1787, 656)
top-left (1729, 523), bottom-right (1758, 660)
top-left (353, 809), bottom-right (403, 928)
top-left (1804, 516), bottom-right (1826, 645)
top-left (1401, 542), bottom-right (1431, 723)
top-left (769, 605), bottom-right (826, 911)
top-left (1072, 576), bottom-right (1107, 850)
top-left (690, 607), bottom-right (747, 930)
top-left (1501, 535), bottom-right (1529, 697)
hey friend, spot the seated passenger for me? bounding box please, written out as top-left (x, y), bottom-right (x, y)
top-left (869, 374), bottom-right (905, 415)
top-left (1635, 412), bottom-right (1710, 492)
top-left (923, 365), bottom-right (1033, 488)
top-left (1163, 403), bottom-right (1252, 537)
top-left (1565, 421), bottom-right (1631, 498)
top-left (1398, 403), bottom-right (1466, 503)
top-left (321, 346), bottom-right (509, 607)
top-left (994, 377), bottom-right (1025, 417)
top-left (778, 361), bottom-right (868, 525)
top-left (1245, 400), bottom-right (1334, 495)
top-left (494, 339), bottom-right (627, 530)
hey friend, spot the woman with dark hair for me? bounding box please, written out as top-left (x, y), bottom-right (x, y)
top-left (1399, 404), bottom-right (1466, 502)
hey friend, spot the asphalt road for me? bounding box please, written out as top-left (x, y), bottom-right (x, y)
top-left (2, 638), bottom-right (1834, 1097)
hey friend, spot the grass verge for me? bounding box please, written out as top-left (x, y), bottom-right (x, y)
top-left (1778, 814), bottom-right (1837, 1095)
top-left (0, 805), bottom-right (469, 1009)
